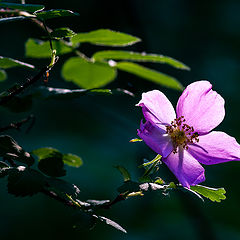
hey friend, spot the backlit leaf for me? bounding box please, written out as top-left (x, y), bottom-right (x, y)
top-left (63, 153), bottom-right (83, 167)
top-left (25, 39), bottom-right (73, 58)
top-left (72, 29), bottom-right (140, 47)
top-left (190, 185), bottom-right (226, 202)
top-left (114, 165), bottom-right (131, 182)
top-left (35, 9), bottom-right (79, 20)
top-left (116, 61), bottom-right (183, 90)
top-left (0, 69), bottom-right (7, 81)
top-left (62, 57), bottom-right (116, 88)
top-left (93, 50), bottom-right (190, 70)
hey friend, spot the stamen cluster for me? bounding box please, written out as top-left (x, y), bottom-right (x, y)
top-left (166, 116), bottom-right (199, 153)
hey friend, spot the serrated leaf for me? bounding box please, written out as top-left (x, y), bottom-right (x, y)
top-left (0, 69), bottom-right (7, 81)
top-left (7, 166), bottom-right (46, 197)
top-left (0, 135), bottom-right (34, 166)
top-left (62, 57), bottom-right (116, 88)
top-left (95, 215), bottom-right (127, 233)
top-left (114, 165), bottom-right (131, 182)
top-left (45, 177), bottom-right (80, 197)
top-left (0, 2), bottom-right (44, 12)
top-left (25, 39), bottom-right (73, 58)
top-left (63, 153), bottom-right (82, 167)
top-left (116, 62), bottom-right (183, 90)
top-left (190, 185), bottom-right (226, 202)
top-left (35, 9), bottom-right (79, 20)
top-left (50, 28), bottom-right (76, 39)
top-left (93, 50), bottom-right (190, 70)
top-left (0, 56), bottom-right (35, 69)
top-left (72, 29), bottom-right (140, 47)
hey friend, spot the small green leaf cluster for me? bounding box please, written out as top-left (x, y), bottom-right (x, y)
top-left (0, 1), bottom-right (189, 90)
top-left (0, 134), bottom-right (127, 233)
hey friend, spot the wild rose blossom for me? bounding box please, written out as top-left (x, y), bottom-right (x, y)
top-left (137, 81), bottom-right (240, 188)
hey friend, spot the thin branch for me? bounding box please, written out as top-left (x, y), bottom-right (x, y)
top-left (41, 189), bottom-right (77, 208)
top-left (0, 66), bottom-right (48, 106)
top-left (0, 115), bottom-right (35, 133)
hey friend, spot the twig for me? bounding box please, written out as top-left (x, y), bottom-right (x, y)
top-left (0, 115), bottom-right (35, 133)
top-left (0, 66), bottom-right (48, 106)
top-left (41, 189), bottom-right (77, 208)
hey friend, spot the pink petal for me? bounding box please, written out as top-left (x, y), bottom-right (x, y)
top-left (176, 81), bottom-right (225, 135)
top-left (163, 148), bottom-right (205, 188)
top-left (137, 121), bottom-right (173, 158)
top-left (137, 90), bottom-right (176, 126)
top-left (188, 131), bottom-right (240, 165)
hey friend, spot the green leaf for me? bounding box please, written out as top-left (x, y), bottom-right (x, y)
top-left (114, 165), bottom-right (131, 182)
top-left (32, 147), bottom-right (82, 171)
top-left (0, 69), bottom-right (7, 81)
top-left (35, 9), bottom-right (79, 20)
top-left (139, 154), bottom-right (162, 168)
top-left (63, 153), bottom-right (83, 168)
top-left (45, 178), bottom-right (80, 197)
top-left (0, 56), bottom-right (35, 69)
top-left (0, 135), bottom-right (34, 166)
top-left (32, 148), bottom-right (66, 177)
top-left (93, 50), bottom-right (190, 70)
top-left (8, 166), bottom-right (46, 197)
top-left (116, 62), bottom-right (183, 90)
top-left (25, 39), bottom-right (73, 58)
top-left (72, 29), bottom-right (140, 47)
top-left (190, 185), bottom-right (226, 202)
top-left (94, 215), bottom-right (127, 233)
top-left (32, 147), bottom-right (59, 160)
top-left (50, 27), bottom-right (76, 39)
top-left (38, 151), bottom-right (66, 177)
top-left (0, 3), bottom-right (44, 12)
top-left (0, 16), bottom-right (26, 24)
top-left (62, 57), bottom-right (116, 88)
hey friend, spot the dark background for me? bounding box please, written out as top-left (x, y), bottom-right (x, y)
top-left (1, 0), bottom-right (240, 239)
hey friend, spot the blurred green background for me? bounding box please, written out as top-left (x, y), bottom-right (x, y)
top-left (1, 0), bottom-right (240, 239)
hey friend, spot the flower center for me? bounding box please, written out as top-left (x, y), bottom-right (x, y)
top-left (166, 116), bottom-right (199, 153)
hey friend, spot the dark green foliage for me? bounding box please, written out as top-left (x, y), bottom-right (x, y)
top-left (0, 135), bottom-right (34, 166)
top-left (0, 2), bottom-right (44, 12)
top-left (7, 166), bottom-right (46, 197)
top-left (35, 9), bottom-right (79, 20)
top-left (45, 178), bottom-right (80, 197)
top-left (50, 28), bottom-right (76, 39)
top-left (190, 185), bottom-right (226, 202)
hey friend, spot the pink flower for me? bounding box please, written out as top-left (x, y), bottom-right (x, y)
top-left (137, 81), bottom-right (240, 188)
